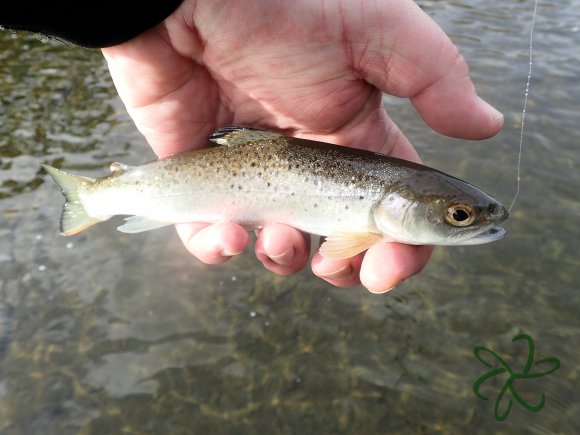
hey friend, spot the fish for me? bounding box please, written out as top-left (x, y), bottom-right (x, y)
top-left (42, 126), bottom-right (509, 259)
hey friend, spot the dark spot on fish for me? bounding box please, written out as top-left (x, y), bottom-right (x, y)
top-left (359, 195), bottom-right (364, 200)
top-left (250, 162), bottom-right (256, 167)
top-left (232, 171), bottom-right (237, 176)
top-left (314, 204), bottom-right (318, 208)
top-left (267, 182), bottom-right (271, 187)
top-left (230, 184), bottom-right (235, 189)
top-left (291, 192), bottom-right (295, 196)
top-left (345, 205), bottom-right (349, 210)
top-left (238, 185), bottom-right (242, 190)
top-left (257, 172), bottom-right (262, 177)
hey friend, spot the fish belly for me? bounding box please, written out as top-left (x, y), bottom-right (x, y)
top-left (81, 177), bottom-right (375, 237)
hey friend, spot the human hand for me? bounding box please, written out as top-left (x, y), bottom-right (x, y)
top-left (101, 0), bottom-right (503, 292)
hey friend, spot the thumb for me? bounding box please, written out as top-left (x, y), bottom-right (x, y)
top-left (355, 0), bottom-right (503, 139)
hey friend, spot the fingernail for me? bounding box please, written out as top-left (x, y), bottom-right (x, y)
top-left (268, 247), bottom-right (295, 266)
top-left (479, 97), bottom-right (503, 121)
top-left (222, 247), bottom-right (244, 257)
top-left (367, 286), bottom-right (396, 294)
top-left (318, 264), bottom-right (353, 280)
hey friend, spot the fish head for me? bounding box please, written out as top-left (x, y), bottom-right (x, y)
top-left (372, 171), bottom-right (509, 246)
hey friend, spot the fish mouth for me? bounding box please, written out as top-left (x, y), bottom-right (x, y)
top-left (461, 225), bottom-right (507, 245)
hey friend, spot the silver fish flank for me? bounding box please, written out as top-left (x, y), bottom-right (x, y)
top-left (42, 127), bottom-right (509, 259)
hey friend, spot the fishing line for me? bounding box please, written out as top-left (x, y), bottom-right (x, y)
top-left (508, 0), bottom-right (539, 213)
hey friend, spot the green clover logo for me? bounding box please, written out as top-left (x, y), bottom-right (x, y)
top-left (473, 332), bottom-right (560, 421)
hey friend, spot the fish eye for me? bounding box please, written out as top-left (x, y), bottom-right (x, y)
top-left (445, 204), bottom-right (476, 227)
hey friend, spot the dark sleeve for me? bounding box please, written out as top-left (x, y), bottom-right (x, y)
top-left (0, 1), bottom-right (183, 48)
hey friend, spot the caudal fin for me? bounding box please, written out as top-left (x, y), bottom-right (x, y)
top-left (42, 165), bottom-right (108, 235)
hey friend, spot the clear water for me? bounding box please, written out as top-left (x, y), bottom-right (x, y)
top-left (1, 1), bottom-right (579, 433)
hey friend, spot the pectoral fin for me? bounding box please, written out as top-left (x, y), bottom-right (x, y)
top-left (319, 232), bottom-right (383, 259)
top-left (117, 216), bottom-right (171, 234)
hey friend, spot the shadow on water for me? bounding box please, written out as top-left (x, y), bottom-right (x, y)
top-left (1, 1), bottom-right (579, 433)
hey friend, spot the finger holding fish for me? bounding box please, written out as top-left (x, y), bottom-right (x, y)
top-left (312, 240), bottom-right (431, 292)
top-left (360, 243), bottom-right (434, 293)
top-left (312, 251), bottom-right (364, 289)
top-left (175, 221), bottom-right (249, 265)
top-left (254, 224), bottom-right (310, 276)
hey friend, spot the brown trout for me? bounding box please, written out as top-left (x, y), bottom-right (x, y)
top-left (42, 127), bottom-right (508, 259)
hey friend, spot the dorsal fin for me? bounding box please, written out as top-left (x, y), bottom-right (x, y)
top-left (209, 126), bottom-right (284, 146)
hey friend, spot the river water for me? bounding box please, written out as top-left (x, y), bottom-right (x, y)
top-left (1, 1), bottom-right (578, 433)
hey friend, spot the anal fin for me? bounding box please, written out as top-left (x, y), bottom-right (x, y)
top-left (117, 216), bottom-right (171, 234)
top-left (319, 232), bottom-right (383, 259)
